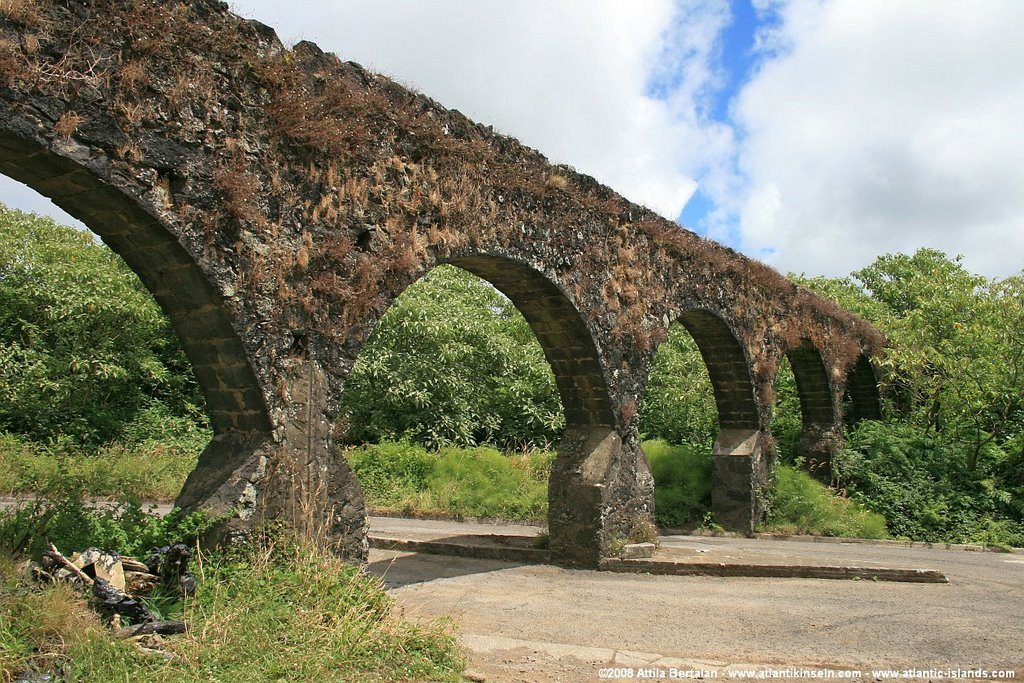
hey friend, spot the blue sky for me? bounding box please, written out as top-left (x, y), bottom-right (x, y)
top-left (674, 0), bottom-right (759, 246)
top-left (2, 0), bottom-right (1022, 277)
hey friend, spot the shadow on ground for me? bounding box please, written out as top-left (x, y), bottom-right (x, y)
top-left (367, 548), bottom-right (531, 590)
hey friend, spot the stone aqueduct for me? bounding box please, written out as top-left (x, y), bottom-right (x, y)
top-left (1, 0), bottom-right (884, 566)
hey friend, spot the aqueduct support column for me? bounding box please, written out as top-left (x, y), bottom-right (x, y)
top-left (449, 256), bottom-right (654, 567)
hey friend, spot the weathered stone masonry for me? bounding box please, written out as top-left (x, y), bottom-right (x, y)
top-left (0, 0), bottom-right (884, 567)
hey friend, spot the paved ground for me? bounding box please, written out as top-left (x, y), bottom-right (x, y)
top-left (367, 517), bottom-right (1024, 682)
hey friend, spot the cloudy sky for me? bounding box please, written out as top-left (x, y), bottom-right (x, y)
top-left (3, 0), bottom-right (1022, 278)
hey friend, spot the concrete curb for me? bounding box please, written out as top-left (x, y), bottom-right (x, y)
top-left (369, 534), bottom-right (950, 583)
top-left (599, 558), bottom-right (949, 584)
top-left (663, 526), bottom-right (1024, 555)
top-left (368, 509), bottom-right (545, 528)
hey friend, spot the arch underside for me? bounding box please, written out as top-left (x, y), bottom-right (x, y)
top-left (0, 127), bottom-right (271, 507)
top-left (676, 310), bottom-right (758, 430)
top-left (448, 255), bottom-right (615, 429)
top-left (784, 341), bottom-right (838, 477)
top-left (786, 342), bottom-right (834, 427)
top-left (846, 354), bottom-right (883, 423)
top-left (664, 311), bottom-right (763, 532)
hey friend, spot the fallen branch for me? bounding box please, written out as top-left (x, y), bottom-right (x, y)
top-left (46, 541), bottom-right (93, 586)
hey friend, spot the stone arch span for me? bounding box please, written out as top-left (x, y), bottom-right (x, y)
top-left (661, 310), bottom-right (763, 531)
top-left (782, 340), bottom-right (839, 478)
top-left (845, 354), bottom-right (883, 424)
top-left (0, 131), bottom-right (273, 513)
top-left (1, 0), bottom-right (886, 564)
top-left (346, 255), bottom-right (629, 566)
top-left (447, 256), bottom-right (614, 430)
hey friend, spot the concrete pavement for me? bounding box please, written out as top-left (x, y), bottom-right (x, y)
top-left (367, 516), bottom-right (1024, 682)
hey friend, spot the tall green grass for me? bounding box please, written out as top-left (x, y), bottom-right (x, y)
top-left (642, 439), bottom-right (712, 528)
top-left (765, 465), bottom-right (889, 539)
top-left (348, 441), bottom-right (553, 520)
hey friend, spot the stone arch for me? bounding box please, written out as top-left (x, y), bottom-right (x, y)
top-left (343, 254), bottom-right (626, 565)
top-left (845, 353), bottom-right (883, 424)
top-left (446, 255), bottom-right (614, 429)
top-left (783, 340), bottom-right (839, 478)
top-left (674, 310), bottom-right (760, 431)
top-left (654, 310), bottom-right (762, 532)
top-left (0, 130), bottom-right (272, 512)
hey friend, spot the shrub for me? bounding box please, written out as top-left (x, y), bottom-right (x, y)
top-left (346, 440), bottom-right (436, 510)
top-left (0, 483), bottom-right (213, 560)
top-left (835, 421), bottom-right (1024, 545)
top-left (640, 326), bottom-right (716, 448)
top-left (341, 265), bottom-right (564, 449)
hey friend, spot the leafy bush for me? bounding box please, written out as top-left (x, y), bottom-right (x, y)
top-left (0, 203), bottom-right (208, 448)
top-left (642, 439), bottom-right (711, 528)
top-left (770, 358), bottom-right (803, 463)
top-left (836, 421), bottom-right (1024, 545)
top-left (766, 465), bottom-right (889, 539)
top-left (346, 441), bottom-right (436, 511)
top-left (0, 484), bottom-right (213, 560)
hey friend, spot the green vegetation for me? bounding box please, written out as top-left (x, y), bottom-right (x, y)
top-left (765, 465), bottom-right (889, 539)
top-left (796, 250), bottom-right (1024, 546)
top-left (639, 328), bottom-right (717, 449)
top-left (0, 432), bottom-right (199, 501)
top-left (349, 441), bottom-right (551, 520)
top-left (347, 439), bottom-right (881, 544)
top-left (0, 482), bottom-right (211, 561)
top-left (643, 440), bottom-right (711, 529)
top-left (0, 205), bottom-right (208, 449)
top-left (0, 501), bottom-right (464, 682)
top-left (341, 265), bottom-right (563, 449)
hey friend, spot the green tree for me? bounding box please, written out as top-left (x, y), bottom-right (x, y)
top-left (639, 325), bottom-right (717, 448)
top-left (797, 249), bottom-right (1024, 544)
top-left (0, 203), bottom-right (206, 447)
top-left (340, 265), bottom-right (564, 449)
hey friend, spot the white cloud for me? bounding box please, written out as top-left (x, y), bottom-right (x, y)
top-left (734, 0), bottom-right (1024, 277)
